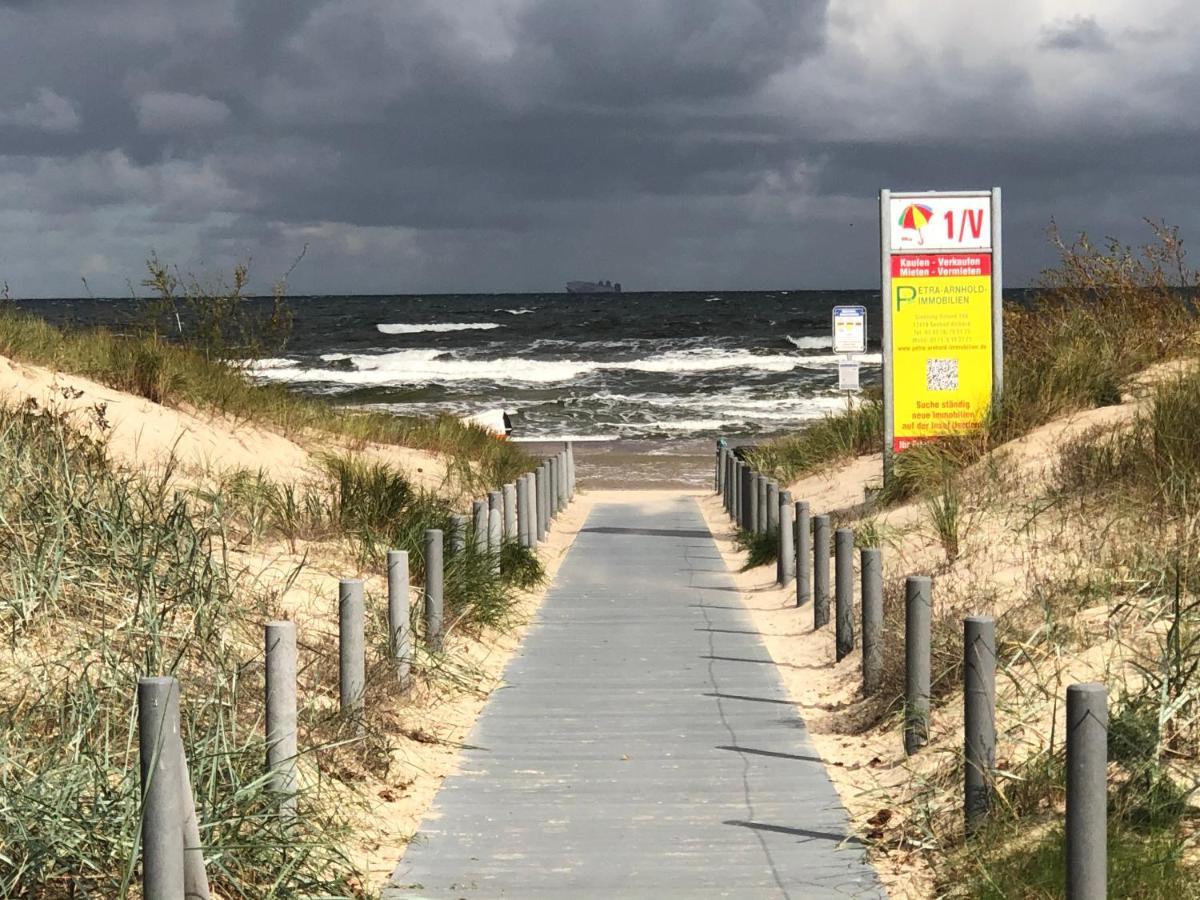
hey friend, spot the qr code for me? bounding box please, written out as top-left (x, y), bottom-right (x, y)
top-left (926, 358), bottom-right (958, 391)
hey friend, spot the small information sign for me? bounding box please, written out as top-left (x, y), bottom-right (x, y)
top-left (832, 305), bottom-right (867, 354)
top-left (838, 359), bottom-right (860, 392)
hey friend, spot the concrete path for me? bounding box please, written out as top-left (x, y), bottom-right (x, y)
top-left (388, 495), bottom-right (884, 899)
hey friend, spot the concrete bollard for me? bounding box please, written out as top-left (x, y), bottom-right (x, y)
top-left (861, 548), bottom-right (883, 695)
top-left (715, 442), bottom-right (723, 493)
top-left (729, 458), bottom-right (738, 518)
top-left (424, 529), bottom-right (444, 652)
top-left (488, 507), bottom-right (502, 575)
top-left (756, 474), bottom-right (768, 533)
top-left (726, 454), bottom-right (735, 514)
top-left (516, 476), bottom-right (531, 548)
top-left (835, 528), bottom-right (856, 661)
top-left (449, 514), bottom-right (467, 556)
top-left (904, 575), bottom-right (932, 755)
top-left (813, 514), bottom-right (831, 628)
top-left (473, 499), bottom-right (488, 554)
top-left (749, 473), bottom-right (761, 534)
top-left (1066, 682), bottom-right (1108, 900)
top-left (526, 472), bottom-right (538, 543)
top-left (487, 490), bottom-right (502, 553)
top-left (741, 464), bottom-right (753, 531)
top-left (796, 501), bottom-right (811, 607)
top-left (338, 579), bottom-right (365, 714)
top-left (777, 491), bottom-right (795, 585)
top-left (543, 460), bottom-right (554, 526)
top-left (265, 621), bottom-right (298, 816)
top-left (566, 442), bottom-right (576, 497)
top-left (964, 615), bottom-right (996, 833)
top-left (548, 457), bottom-right (558, 518)
top-left (558, 451), bottom-right (568, 510)
top-left (387, 550), bottom-right (411, 687)
top-left (767, 480), bottom-right (779, 533)
top-left (536, 465), bottom-right (548, 541)
top-left (137, 676), bottom-right (186, 899)
top-left (503, 483), bottom-right (517, 540)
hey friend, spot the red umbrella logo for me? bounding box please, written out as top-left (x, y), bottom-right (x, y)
top-left (897, 203), bottom-right (934, 244)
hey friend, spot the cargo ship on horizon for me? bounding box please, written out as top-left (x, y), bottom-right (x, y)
top-left (566, 279), bottom-right (621, 294)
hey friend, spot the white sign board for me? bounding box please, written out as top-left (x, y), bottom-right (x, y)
top-left (832, 305), bottom-right (867, 354)
top-left (888, 194), bottom-right (993, 252)
top-left (838, 359), bottom-right (860, 392)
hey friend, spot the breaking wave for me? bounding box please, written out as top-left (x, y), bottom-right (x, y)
top-left (376, 322), bottom-right (502, 334)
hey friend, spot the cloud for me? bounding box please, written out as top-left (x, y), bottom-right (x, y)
top-left (0, 0), bottom-right (1197, 296)
top-left (135, 91), bottom-right (232, 132)
top-left (1039, 15), bottom-right (1111, 51)
top-left (0, 88), bottom-right (80, 133)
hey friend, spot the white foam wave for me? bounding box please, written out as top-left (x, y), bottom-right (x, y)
top-left (252, 346), bottom-right (879, 387)
top-left (501, 308), bottom-right (537, 315)
top-left (376, 322), bottom-right (502, 334)
top-left (245, 357), bottom-right (302, 370)
top-left (786, 335), bottom-right (832, 350)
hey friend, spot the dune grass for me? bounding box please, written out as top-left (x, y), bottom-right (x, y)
top-left (0, 394), bottom-right (544, 896)
top-left (0, 308), bottom-right (531, 493)
top-left (748, 222), bottom-right (1198, 494)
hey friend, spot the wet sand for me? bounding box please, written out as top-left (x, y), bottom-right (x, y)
top-left (515, 437), bottom-right (726, 489)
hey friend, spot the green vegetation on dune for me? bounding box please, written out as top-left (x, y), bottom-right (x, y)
top-left (0, 397), bottom-right (543, 896)
top-left (749, 222), bottom-right (1198, 493)
top-left (0, 306), bottom-right (530, 494)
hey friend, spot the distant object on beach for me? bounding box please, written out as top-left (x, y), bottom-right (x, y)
top-left (464, 408), bottom-right (513, 438)
top-left (566, 280), bottom-right (622, 294)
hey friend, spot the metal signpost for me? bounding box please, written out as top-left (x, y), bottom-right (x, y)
top-left (879, 188), bottom-right (1002, 478)
top-left (833, 304), bottom-right (866, 394)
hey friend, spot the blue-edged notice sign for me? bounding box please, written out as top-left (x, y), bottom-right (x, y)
top-left (832, 305), bottom-right (867, 354)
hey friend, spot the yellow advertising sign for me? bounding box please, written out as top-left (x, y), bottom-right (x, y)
top-left (890, 254), bottom-right (993, 451)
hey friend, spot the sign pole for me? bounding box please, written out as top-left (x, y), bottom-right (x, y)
top-left (991, 186), bottom-right (1003, 404)
top-left (879, 189), bottom-right (894, 482)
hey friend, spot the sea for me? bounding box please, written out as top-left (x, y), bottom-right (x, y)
top-left (15, 291), bottom-right (884, 487)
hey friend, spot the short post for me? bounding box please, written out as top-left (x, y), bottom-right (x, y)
top-left (861, 548), bottom-right (883, 694)
top-left (756, 474), bottom-right (768, 533)
top-left (535, 465), bottom-right (548, 541)
top-left (777, 491), bottom-right (795, 585)
top-left (265, 621), bottom-right (298, 816)
top-left (964, 615), bottom-right (996, 833)
top-left (767, 480), bottom-right (779, 533)
top-left (566, 442), bottom-right (576, 497)
top-left (473, 499), bottom-right (488, 554)
top-left (548, 457), bottom-right (558, 519)
top-left (338, 579), bottom-right (365, 714)
top-left (725, 454), bottom-right (734, 513)
top-left (904, 575), bottom-right (932, 754)
top-left (137, 676), bottom-right (185, 899)
top-left (449, 514), bottom-right (467, 556)
top-left (715, 442), bottom-right (722, 493)
top-left (503, 483), bottom-right (517, 540)
top-left (835, 528), bottom-right (855, 661)
top-left (1066, 683), bottom-right (1108, 900)
top-left (557, 451), bottom-right (568, 510)
top-left (741, 464), bottom-right (753, 531)
top-left (749, 473), bottom-right (760, 534)
top-left (487, 490), bottom-right (502, 552)
top-left (387, 550), bottom-right (411, 687)
top-left (488, 507), bottom-right (502, 575)
top-left (813, 514), bottom-right (831, 628)
top-left (795, 501), bottom-right (811, 607)
top-left (424, 529), bottom-right (444, 651)
top-left (516, 476), bottom-right (531, 548)
top-left (526, 472), bottom-right (538, 543)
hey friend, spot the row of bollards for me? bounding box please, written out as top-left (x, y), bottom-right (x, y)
top-left (136, 444), bottom-right (580, 898)
top-left (715, 440), bottom-right (1109, 897)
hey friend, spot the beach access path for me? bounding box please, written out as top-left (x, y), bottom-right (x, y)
top-left (387, 492), bottom-right (884, 899)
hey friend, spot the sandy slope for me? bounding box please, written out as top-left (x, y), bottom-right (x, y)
top-left (0, 354), bottom-right (450, 490)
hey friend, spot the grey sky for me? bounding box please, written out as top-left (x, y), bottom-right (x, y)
top-left (0, 0), bottom-right (1196, 296)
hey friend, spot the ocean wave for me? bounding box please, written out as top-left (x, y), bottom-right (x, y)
top-left (786, 335), bottom-right (832, 350)
top-left (376, 322), bottom-right (502, 334)
top-left (500, 308), bottom-right (537, 315)
top-left (251, 346), bottom-right (880, 387)
top-left (244, 357), bottom-right (302, 370)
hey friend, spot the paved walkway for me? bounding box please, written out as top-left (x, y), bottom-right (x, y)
top-left (388, 495), bottom-right (884, 899)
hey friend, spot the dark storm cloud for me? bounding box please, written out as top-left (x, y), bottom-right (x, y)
top-left (0, 0), bottom-right (1197, 295)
